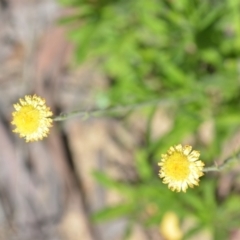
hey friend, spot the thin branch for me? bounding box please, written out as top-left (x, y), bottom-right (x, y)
top-left (53, 95), bottom-right (240, 173)
top-left (203, 151), bottom-right (240, 172)
top-left (53, 96), bottom-right (196, 121)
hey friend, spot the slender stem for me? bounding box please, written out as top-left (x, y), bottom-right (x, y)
top-left (203, 151), bottom-right (240, 172)
top-left (203, 165), bottom-right (220, 172)
top-left (54, 96), bottom-right (240, 173)
top-left (53, 96), bottom-right (195, 121)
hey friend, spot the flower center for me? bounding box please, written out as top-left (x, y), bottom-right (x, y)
top-left (164, 152), bottom-right (190, 181)
top-left (13, 105), bottom-right (41, 134)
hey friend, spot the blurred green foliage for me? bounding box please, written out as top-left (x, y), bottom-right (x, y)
top-left (59, 0), bottom-right (240, 239)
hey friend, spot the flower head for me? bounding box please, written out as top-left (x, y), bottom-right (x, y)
top-left (160, 211), bottom-right (183, 240)
top-left (158, 144), bottom-right (204, 192)
top-left (11, 95), bottom-right (53, 142)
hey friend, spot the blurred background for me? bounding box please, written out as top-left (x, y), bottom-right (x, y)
top-left (0, 0), bottom-right (240, 239)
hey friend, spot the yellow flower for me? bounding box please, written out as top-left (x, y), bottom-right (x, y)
top-left (160, 211), bottom-right (183, 240)
top-left (158, 144), bottom-right (204, 192)
top-left (11, 95), bottom-right (53, 142)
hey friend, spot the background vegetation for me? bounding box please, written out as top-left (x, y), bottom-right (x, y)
top-left (59, 0), bottom-right (240, 239)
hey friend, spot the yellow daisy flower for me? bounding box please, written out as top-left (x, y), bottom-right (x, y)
top-left (158, 144), bottom-right (204, 192)
top-left (11, 95), bottom-right (53, 142)
top-left (160, 211), bottom-right (183, 240)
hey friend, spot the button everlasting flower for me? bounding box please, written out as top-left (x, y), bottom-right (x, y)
top-left (160, 211), bottom-right (183, 240)
top-left (11, 95), bottom-right (53, 142)
top-left (158, 144), bottom-right (205, 192)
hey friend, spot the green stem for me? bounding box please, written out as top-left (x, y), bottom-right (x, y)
top-left (53, 96), bottom-right (195, 121)
top-left (53, 95), bottom-right (240, 174)
top-left (203, 151), bottom-right (240, 172)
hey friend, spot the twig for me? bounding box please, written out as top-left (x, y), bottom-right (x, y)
top-left (53, 96), bottom-right (196, 121)
top-left (203, 151), bottom-right (240, 172)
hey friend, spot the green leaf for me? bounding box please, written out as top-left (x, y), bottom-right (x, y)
top-left (135, 150), bottom-right (152, 181)
top-left (93, 171), bottom-right (133, 197)
top-left (92, 204), bottom-right (134, 222)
